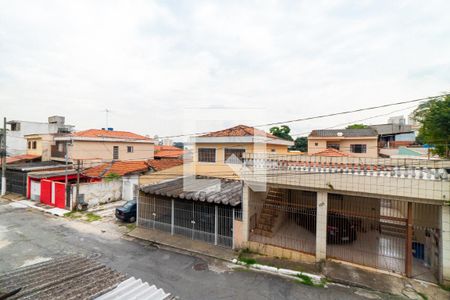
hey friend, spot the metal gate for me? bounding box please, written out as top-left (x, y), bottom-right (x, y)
top-left (326, 195), bottom-right (441, 282)
top-left (249, 188), bottom-right (317, 255)
top-left (0, 170), bottom-right (27, 195)
top-left (139, 194), bottom-right (236, 248)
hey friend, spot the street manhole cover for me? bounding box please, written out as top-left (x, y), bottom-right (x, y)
top-left (193, 262), bottom-right (208, 271)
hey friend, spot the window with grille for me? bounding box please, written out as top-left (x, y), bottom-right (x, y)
top-left (326, 142), bottom-right (340, 150)
top-left (224, 148), bottom-right (245, 164)
top-left (32, 141), bottom-right (37, 149)
top-left (350, 144), bottom-right (367, 153)
top-left (113, 146), bottom-right (119, 159)
top-left (28, 141), bottom-right (32, 149)
top-left (198, 148), bottom-right (216, 162)
top-left (127, 146), bottom-right (134, 153)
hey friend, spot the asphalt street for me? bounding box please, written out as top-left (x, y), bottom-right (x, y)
top-left (0, 199), bottom-right (399, 300)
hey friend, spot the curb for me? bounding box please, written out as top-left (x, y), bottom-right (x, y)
top-left (125, 232), bottom-right (237, 263)
top-left (232, 259), bottom-right (323, 283)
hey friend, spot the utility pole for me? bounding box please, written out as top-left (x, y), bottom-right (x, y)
top-left (64, 139), bottom-right (70, 208)
top-left (1, 117), bottom-right (6, 196)
top-left (75, 159), bottom-right (80, 210)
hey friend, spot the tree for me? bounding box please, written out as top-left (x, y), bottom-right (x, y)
top-left (269, 125), bottom-right (293, 141)
top-left (412, 95), bottom-right (450, 158)
top-left (291, 137), bottom-right (308, 152)
top-left (346, 124), bottom-right (368, 129)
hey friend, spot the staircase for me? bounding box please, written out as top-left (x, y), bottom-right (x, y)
top-left (380, 221), bottom-right (407, 238)
top-left (253, 188), bottom-right (287, 238)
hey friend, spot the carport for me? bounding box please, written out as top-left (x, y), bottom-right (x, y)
top-left (138, 176), bottom-right (242, 248)
top-left (325, 194), bottom-right (441, 283)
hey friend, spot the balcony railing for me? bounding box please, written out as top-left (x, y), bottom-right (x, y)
top-left (241, 153), bottom-right (450, 201)
top-left (243, 153), bottom-right (449, 181)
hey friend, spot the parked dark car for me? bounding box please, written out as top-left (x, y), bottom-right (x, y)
top-left (115, 200), bottom-right (136, 223)
top-left (294, 208), bottom-right (357, 244)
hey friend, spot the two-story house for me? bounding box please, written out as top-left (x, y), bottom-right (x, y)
top-left (6, 116), bottom-right (74, 156)
top-left (308, 128), bottom-right (379, 158)
top-left (191, 124), bottom-right (294, 178)
top-left (51, 129), bottom-right (154, 166)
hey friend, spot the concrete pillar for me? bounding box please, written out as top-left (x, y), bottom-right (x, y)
top-left (171, 199), bottom-right (174, 235)
top-left (441, 205), bottom-right (450, 284)
top-left (315, 191), bottom-right (328, 262)
top-left (242, 184), bottom-right (250, 243)
top-left (214, 205), bottom-right (218, 245)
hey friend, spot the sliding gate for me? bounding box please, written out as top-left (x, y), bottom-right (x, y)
top-left (138, 194), bottom-right (237, 248)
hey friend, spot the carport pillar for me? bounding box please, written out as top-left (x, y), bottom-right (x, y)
top-left (242, 184), bottom-right (250, 243)
top-left (315, 191), bottom-right (328, 262)
top-left (440, 205), bottom-right (450, 284)
top-left (171, 199), bottom-right (175, 235)
top-left (405, 202), bottom-right (413, 277)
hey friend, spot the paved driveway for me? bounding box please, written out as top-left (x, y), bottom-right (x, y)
top-left (0, 199), bottom-right (397, 300)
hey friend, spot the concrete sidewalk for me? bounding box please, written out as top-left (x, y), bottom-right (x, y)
top-left (129, 226), bottom-right (449, 300)
top-left (13, 200), bottom-right (69, 216)
top-left (128, 227), bottom-right (237, 261)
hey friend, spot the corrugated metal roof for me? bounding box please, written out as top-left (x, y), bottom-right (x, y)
top-left (6, 161), bottom-right (65, 171)
top-left (95, 277), bottom-right (172, 300)
top-left (309, 128), bottom-right (378, 137)
top-left (0, 255), bottom-right (126, 300)
top-left (141, 176), bottom-right (242, 206)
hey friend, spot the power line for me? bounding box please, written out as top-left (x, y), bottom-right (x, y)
top-left (157, 94), bottom-right (446, 139)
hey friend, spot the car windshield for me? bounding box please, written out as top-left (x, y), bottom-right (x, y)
top-left (123, 201), bottom-right (135, 209)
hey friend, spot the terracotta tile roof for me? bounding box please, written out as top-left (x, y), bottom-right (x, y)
top-left (312, 148), bottom-right (351, 157)
top-left (72, 129), bottom-right (151, 140)
top-left (83, 160), bottom-right (150, 177)
top-left (154, 145), bottom-right (186, 158)
top-left (2, 154), bottom-right (41, 165)
top-left (147, 159), bottom-right (183, 171)
top-left (200, 124), bottom-right (279, 139)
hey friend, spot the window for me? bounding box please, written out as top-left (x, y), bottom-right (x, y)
top-left (271, 149), bottom-right (276, 152)
top-left (28, 141), bottom-right (32, 149)
top-left (10, 122), bottom-right (20, 131)
top-left (32, 141), bottom-right (37, 149)
top-left (314, 142), bottom-right (319, 146)
top-left (113, 146), bottom-right (119, 159)
top-left (58, 142), bottom-right (64, 152)
top-left (127, 146), bottom-right (134, 153)
top-left (326, 142), bottom-right (340, 150)
top-left (198, 148), bottom-right (216, 163)
top-left (224, 148), bottom-right (245, 164)
top-left (350, 144), bottom-right (367, 153)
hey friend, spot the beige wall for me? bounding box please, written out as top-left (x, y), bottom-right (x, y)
top-left (26, 134), bottom-right (53, 161)
top-left (139, 165), bottom-right (184, 186)
top-left (193, 142), bottom-right (289, 179)
top-left (69, 140), bottom-right (154, 162)
top-left (308, 137), bottom-right (378, 158)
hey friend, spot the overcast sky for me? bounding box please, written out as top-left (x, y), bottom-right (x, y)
top-left (1, 0), bottom-right (449, 140)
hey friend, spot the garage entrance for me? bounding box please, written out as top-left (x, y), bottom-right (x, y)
top-left (249, 187), bottom-right (317, 255)
top-left (326, 195), bottom-right (441, 283)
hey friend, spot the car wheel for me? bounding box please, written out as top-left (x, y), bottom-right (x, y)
top-left (129, 216), bottom-right (136, 223)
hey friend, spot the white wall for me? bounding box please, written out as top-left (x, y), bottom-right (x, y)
top-left (73, 180), bottom-right (122, 207)
top-left (122, 175), bottom-right (139, 201)
top-left (7, 121), bottom-right (62, 155)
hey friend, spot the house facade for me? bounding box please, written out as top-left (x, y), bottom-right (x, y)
top-left (24, 134), bottom-right (55, 161)
top-left (6, 116), bottom-right (73, 156)
top-left (51, 129), bottom-right (154, 165)
top-left (308, 129), bottom-right (379, 158)
top-left (192, 125), bottom-right (294, 178)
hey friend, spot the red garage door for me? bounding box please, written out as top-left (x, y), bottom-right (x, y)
top-left (40, 179), bottom-right (52, 205)
top-left (54, 182), bottom-right (66, 209)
